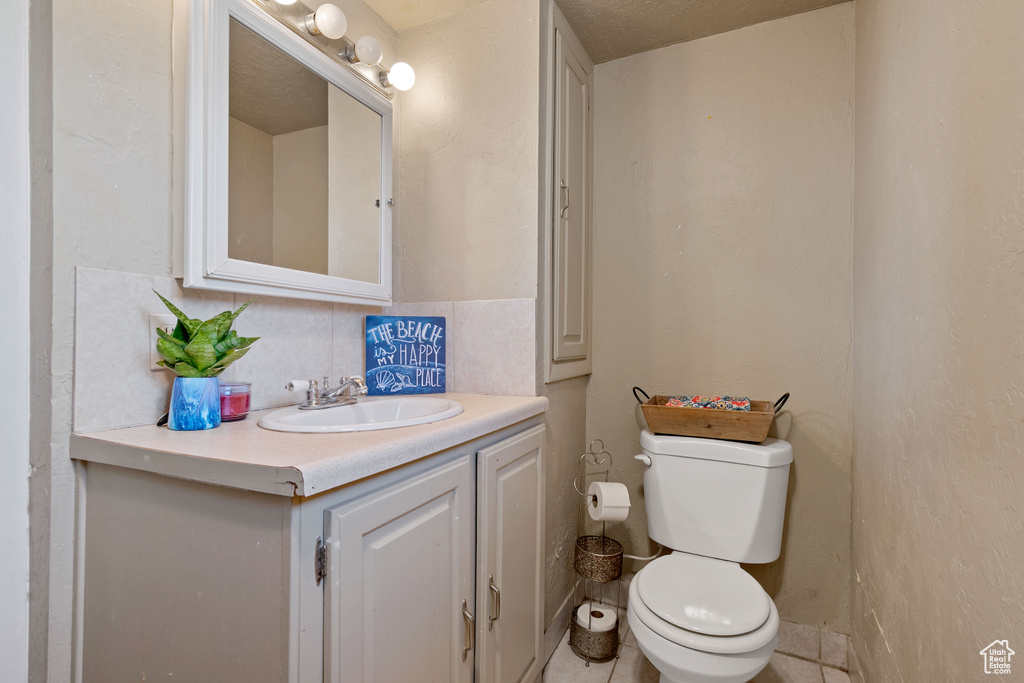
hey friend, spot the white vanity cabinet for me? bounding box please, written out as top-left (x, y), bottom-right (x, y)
top-left (320, 424), bottom-right (545, 683)
top-left (475, 427), bottom-right (545, 683)
top-left (74, 410), bottom-right (545, 683)
top-left (322, 452), bottom-right (476, 683)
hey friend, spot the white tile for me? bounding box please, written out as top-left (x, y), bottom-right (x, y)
top-left (385, 301), bottom-right (455, 391)
top-left (233, 293), bottom-right (333, 410)
top-left (751, 652), bottom-right (824, 683)
top-left (542, 631), bottom-right (615, 683)
top-left (73, 268), bottom-right (235, 432)
top-left (452, 299), bottom-right (536, 395)
top-left (820, 631), bottom-right (848, 670)
top-left (608, 645), bottom-right (659, 683)
top-left (332, 303), bottom-right (380, 381)
top-left (776, 621), bottom-right (820, 661)
top-left (822, 667), bottom-right (852, 683)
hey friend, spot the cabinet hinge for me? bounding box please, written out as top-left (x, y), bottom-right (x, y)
top-left (315, 536), bottom-right (327, 586)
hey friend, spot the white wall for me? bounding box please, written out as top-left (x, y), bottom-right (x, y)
top-left (0, 0), bottom-right (33, 679)
top-left (590, 3), bottom-right (855, 631)
top-left (46, 0), bottom-right (398, 676)
top-left (228, 117), bottom-right (275, 265)
top-left (273, 125), bottom-right (329, 274)
top-left (852, 1), bottom-right (1024, 679)
top-left (397, 0), bottom-right (541, 302)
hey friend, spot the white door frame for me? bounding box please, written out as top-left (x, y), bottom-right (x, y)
top-left (0, 0), bottom-right (34, 680)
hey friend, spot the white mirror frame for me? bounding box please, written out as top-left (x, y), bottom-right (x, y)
top-left (184, 0), bottom-right (393, 305)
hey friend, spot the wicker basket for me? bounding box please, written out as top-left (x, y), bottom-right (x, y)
top-left (569, 605), bottom-right (619, 663)
top-left (640, 395), bottom-right (779, 443)
top-left (574, 535), bottom-right (623, 583)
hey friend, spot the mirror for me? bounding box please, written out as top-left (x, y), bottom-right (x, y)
top-left (184, 0), bottom-right (393, 304)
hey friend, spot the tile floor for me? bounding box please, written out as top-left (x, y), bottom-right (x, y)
top-left (542, 618), bottom-right (852, 683)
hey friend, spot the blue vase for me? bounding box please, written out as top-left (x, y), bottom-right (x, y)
top-left (168, 377), bottom-right (221, 431)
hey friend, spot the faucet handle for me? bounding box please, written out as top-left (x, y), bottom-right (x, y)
top-left (342, 375), bottom-right (368, 396)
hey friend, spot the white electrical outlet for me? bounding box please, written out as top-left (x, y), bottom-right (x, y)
top-left (150, 314), bottom-right (179, 371)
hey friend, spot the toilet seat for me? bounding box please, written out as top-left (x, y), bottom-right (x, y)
top-left (630, 554), bottom-right (779, 655)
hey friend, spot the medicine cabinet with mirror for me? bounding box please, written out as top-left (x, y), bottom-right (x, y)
top-left (183, 0), bottom-right (393, 304)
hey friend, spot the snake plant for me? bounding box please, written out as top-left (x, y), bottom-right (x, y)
top-left (154, 291), bottom-right (259, 377)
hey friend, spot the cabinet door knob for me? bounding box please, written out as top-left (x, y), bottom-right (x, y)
top-left (461, 600), bottom-right (475, 662)
top-left (559, 179), bottom-right (569, 218)
top-left (488, 575), bottom-right (501, 630)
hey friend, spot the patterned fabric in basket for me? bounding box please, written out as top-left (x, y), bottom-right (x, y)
top-left (666, 395), bottom-right (751, 411)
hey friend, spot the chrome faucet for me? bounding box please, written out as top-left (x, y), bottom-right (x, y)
top-left (288, 376), bottom-right (368, 410)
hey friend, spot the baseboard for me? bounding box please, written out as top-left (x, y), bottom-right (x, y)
top-left (543, 590), bottom-right (574, 666)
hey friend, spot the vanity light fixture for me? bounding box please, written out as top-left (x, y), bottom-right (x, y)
top-left (254, 0), bottom-right (415, 96)
top-left (303, 3), bottom-right (347, 40)
top-left (343, 35), bottom-right (384, 66)
top-left (380, 61), bottom-right (415, 91)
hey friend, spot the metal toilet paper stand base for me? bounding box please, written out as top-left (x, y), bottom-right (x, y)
top-left (570, 440), bottom-right (624, 665)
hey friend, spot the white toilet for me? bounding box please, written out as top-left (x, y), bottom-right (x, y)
top-left (628, 430), bottom-right (793, 683)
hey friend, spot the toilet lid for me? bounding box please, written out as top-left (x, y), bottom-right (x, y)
top-left (636, 554), bottom-right (771, 636)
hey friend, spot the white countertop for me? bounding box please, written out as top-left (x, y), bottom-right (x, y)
top-left (71, 393), bottom-right (548, 497)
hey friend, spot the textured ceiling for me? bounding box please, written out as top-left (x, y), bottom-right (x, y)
top-left (557, 0), bottom-right (851, 63)
top-left (229, 18), bottom-right (328, 136)
top-left (364, 0), bottom-right (849, 63)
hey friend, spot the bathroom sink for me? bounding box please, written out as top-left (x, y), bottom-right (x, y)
top-left (257, 396), bottom-right (464, 433)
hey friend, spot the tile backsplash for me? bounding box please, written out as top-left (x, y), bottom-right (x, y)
top-left (73, 267), bottom-right (536, 432)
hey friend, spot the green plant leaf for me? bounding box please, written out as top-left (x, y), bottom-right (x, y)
top-left (171, 362), bottom-right (204, 378)
top-left (181, 319), bottom-right (222, 371)
top-left (171, 321), bottom-right (189, 343)
top-left (207, 346), bottom-right (252, 371)
top-left (153, 293), bottom-right (258, 376)
top-left (156, 327), bottom-right (187, 348)
top-left (215, 298), bottom-right (256, 340)
top-left (214, 333), bottom-right (260, 355)
top-left (157, 337), bottom-right (192, 366)
top-left (154, 291), bottom-right (203, 338)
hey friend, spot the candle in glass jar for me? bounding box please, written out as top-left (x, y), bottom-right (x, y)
top-left (219, 381), bottom-right (252, 421)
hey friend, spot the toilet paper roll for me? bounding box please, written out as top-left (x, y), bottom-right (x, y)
top-left (576, 601), bottom-right (618, 633)
top-left (285, 380), bottom-right (311, 392)
top-left (588, 481), bottom-right (630, 522)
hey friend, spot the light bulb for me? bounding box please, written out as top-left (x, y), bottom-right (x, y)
top-left (386, 62), bottom-right (415, 91)
top-left (275, 0), bottom-right (297, 4)
top-left (354, 36), bottom-right (383, 66)
top-left (307, 4), bottom-right (347, 40)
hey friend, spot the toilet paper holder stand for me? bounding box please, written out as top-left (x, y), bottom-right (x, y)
top-left (573, 439), bottom-right (613, 507)
top-left (569, 440), bottom-right (625, 665)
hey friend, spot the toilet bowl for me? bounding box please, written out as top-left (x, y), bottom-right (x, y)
top-left (626, 553), bottom-right (779, 683)
top-left (629, 432), bottom-right (793, 683)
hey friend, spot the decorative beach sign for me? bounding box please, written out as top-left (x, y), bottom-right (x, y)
top-left (365, 315), bottom-right (447, 395)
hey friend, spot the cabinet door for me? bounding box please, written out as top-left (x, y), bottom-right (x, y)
top-left (476, 425), bottom-right (546, 683)
top-left (550, 7), bottom-right (593, 381)
top-left (323, 454), bottom-right (475, 683)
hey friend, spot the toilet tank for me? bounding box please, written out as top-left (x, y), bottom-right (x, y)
top-left (639, 431), bottom-right (793, 564)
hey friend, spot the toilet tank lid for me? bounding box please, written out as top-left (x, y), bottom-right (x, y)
top-left (640, 431), bottom-right (793, 468)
